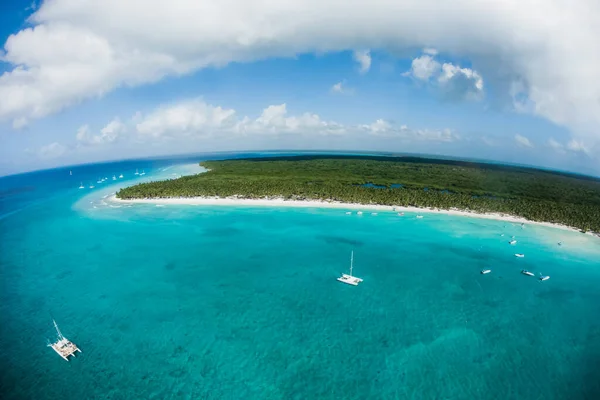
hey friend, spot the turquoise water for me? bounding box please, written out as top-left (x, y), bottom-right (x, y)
top-left (1, 158), bottom-right (600, 399)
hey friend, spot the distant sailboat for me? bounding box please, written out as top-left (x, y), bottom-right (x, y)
top-left (119, 174), bottom-right (124, 178)
top-left (140, 170), bottom-right (146, 176)
top-left (134, 169), bottom-right (139, 175)
top-left (48, 319), bottom-right (81, 361)
top-left (112, 175), bottom-right (117, 181)
top-left (69, 170), bottom-right (72, 176)
top-left (78, 182), bottom-right (84, 189)
top-left (89, 184), bottom-right (95, 189)
top-left (337, 251), bottom-right (363, 286)
top-left (416, 215), bottom-right (424, 219)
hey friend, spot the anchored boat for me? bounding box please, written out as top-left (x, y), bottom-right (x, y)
top-left (48, 320), bottom-right (81, 361)
top-left (337, 251), bottom-right (363, 286)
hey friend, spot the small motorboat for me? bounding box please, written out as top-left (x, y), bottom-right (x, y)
top-left (509, 240), bottom-right (517, 245)
top-left (500, 234), bottom-right (505, 237)
top-left (371, 212), bottom-right (378, 216)
top-left (119, 174), bottom-right (124, 178)
top-left (398, 212), bottom-right (404, 216)
top-left (539, 274), bottom-right (550, 281)
top-left (515, 253), bottom-right (525, 258)
top-left (78, 182), bottom-right (84, 189)
top-left (89, 185), bottom-right (95, 189)
top-left (345, 211), bottom-right (351, 215)
top-left (480, 269), bottom-right (491, 274)
top-left (521, 270), bottom-right (535, 276)
top-left (357, 211), bottom-right (363, 215)
top-left (416, 215), bottom-right (424, 219)
top-left (112, 175), bottom-right (117, 180)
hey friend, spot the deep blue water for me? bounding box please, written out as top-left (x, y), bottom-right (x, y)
top-left (1, 154), bottom-right (600, 399)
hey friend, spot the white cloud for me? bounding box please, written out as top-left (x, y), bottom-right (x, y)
top-left (12, 117), bottom-right (28, 130)
top-left (515, 134), bottom-right (534, 148)
top-left (352, 50), bottom-right (371, 74)
top-left (403, 51), bottom-right (484, 101)
top-left (548, 138), bottom-right (564, 151)
top-left (438, 63), bottom-right (484, 101)
top-left (0, 0), bottom-right (598, 143)
top-left (136, 100), bottom-right (236, 138)
top-left (38, 142), bottom-right (66, 159)
top-left (330, 81), bottom-right (353, 95)
top-left (566, 139), bottom-right (590, 155)
top-left (423, 48), bottom-right (438, 56)
top-left (86, 98), bottom-right (454, 144)
top-left (361, 120), bottom-right (459, 142)
top-left (133, 100), bottom-right (345, 138)
top-left (76, 118), bottom-right (126, 145)
top-left (403, 54), bottom-right (441, 81)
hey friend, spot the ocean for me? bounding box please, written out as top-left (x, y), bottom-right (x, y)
top-left (1, 155), bottom-right (599, 399)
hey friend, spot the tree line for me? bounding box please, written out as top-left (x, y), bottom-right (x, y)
top-left (117, 157), bottom-right (600, 232)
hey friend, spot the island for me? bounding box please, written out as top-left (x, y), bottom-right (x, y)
top-left (116, 155), bottom-right (600, 233)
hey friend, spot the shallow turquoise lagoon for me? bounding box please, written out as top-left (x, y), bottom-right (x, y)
top-left (1, 160), bottom-right (599, 399)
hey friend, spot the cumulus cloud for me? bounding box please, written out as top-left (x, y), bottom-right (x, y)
top-left (566, 139), bottom-right (590, 155)
top-left (330, 81), bottom-right (353, 95)
top-left (88, 98), bottom-right (455, 145)
top-left (353, 50), bottom-right (371, 74)
top-left (76, 118), bottom-right (126, 145)
top-left (403, 51), bottom-right (484, 101)
top-left (437, 63), bottom-right (484, 101)
top-left (548, 138), bottom-right (564, 151)
top-left (361, 119), bottom-right (458, 142)
top-left (38, 142), bottom-right (66, 159)
top-left (135, 100), bottom-right (236, 138)
top-left (0, 0), bottom-right (598, 142)
top-left (515, 134), bottom-right (534, 148)
top-left (403, 54), bottom-right (440, 80)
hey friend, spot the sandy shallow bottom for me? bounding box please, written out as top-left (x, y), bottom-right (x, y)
top-left (110, 195), bottom-right (590, 235)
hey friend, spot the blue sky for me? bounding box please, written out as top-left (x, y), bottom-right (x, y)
top-left (0, 0), bottom-right (598, 176)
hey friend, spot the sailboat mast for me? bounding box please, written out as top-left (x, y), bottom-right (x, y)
top-left (53, 319), bottom-right (64, 340)
top-left (350, 251), bottom-right (354, 276)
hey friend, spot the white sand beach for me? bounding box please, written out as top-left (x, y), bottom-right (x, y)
top-left (110, 195), bottom-right (593, 235)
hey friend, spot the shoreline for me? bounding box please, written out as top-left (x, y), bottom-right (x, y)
top-left (109, 195), bottom-right (595, 235)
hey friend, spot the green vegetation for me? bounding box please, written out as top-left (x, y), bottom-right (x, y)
top-left (117, 156), bottom-right (600, 232)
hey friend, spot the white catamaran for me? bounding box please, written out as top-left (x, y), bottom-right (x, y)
top-left (48, 320), bottom-right (81, 361)
top-left (337, 251), bottom-right (363, 286)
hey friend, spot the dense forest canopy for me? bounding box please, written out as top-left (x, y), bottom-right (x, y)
top-left (117, 156), bottom-right (600, 232)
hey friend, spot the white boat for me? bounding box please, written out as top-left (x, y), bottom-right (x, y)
top-left (70, 170), bottom-right (72, 176)
top-left (112, 175), bottom-right (117, 180)
top-left (500, 234), bottom-right (505, 237)
top-left (371, 213), bottom-right (378, 216)
top-left (89, 185), bottom-right (95, 189)
top-left (398, 212), bottom-right (404, 216)
top-left (521, 270), bottom-right (535, 276)
top-left (78, 182), bottom-right (84, 189)
top-left (134, 169), bottom-right (139, 175)
top-left (140, 170), bottom-right (146, 176)
top-left (48, 320), bottom-right (81, 361)
top-left (119, 174), bottom-right (124, 178)
top-left (515, 253), bottom-right (525, 258)
top-left (481, 269), bottom-right (491, 274)
top-left (357, 211), bottom-right (363, 215)
top-left (345, 211), bottom-right (352, 215)
top-left (97, 179), bottom-right (103, 184)
top-left (416, 215), bottom-right (424, 219)
top-left (509, 240), bottom-right (517, 245)
top-left (337, 251), bottom-right (363, 286)
top-left (539, 274), bottom-right (550, 281)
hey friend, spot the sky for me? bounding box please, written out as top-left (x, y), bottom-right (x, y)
top-left (0, 0), bottom-right (599, 177)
